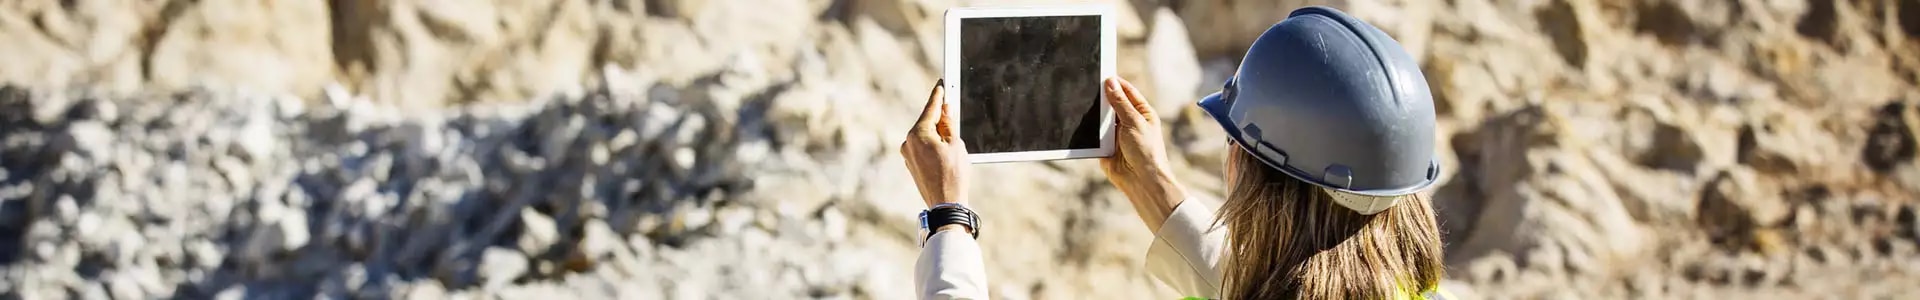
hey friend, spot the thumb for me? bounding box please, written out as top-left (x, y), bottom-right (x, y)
top-left (1116, 78), bottom-right (1156, 123)
top-left (1105, 78), bottom-right (1143, 125)
top-left (915, 80), bottom-right (946, 131)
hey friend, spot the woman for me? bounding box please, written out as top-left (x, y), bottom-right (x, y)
top-left (903, 6), bottom-right (1449, 299)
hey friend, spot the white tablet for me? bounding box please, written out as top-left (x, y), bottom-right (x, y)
top-left (944, 5), bottom-right (1117, 164)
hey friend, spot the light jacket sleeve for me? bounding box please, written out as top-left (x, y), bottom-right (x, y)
top-left (915, 229), bottom-right (990, 300)
top-left (1145, 199), bottom-right (1228, 299)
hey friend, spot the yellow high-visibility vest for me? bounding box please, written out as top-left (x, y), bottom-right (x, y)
top-left (1177, 287), bottom-right (1456, 300)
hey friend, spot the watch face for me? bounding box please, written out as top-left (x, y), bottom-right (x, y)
top-left (917, 210), bottom-right (934, 248)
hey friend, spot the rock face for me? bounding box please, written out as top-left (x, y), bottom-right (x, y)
top-left (1413, 0), bottom-right (1920, 297)
top-left (2, 0), bottom-right (1919, 299)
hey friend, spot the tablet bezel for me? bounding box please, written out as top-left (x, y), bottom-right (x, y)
top-left (944, 4), bottom-right (1117, 164)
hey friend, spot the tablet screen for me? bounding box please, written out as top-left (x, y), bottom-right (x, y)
top-left (958, 15), bottom-right (1104, 154)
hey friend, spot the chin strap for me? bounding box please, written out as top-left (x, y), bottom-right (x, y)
top-left (1323, 189), bottom-right (1403, 215)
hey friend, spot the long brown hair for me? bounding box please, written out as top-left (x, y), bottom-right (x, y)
top-left (1216, 149), bottom-right (1445, 299)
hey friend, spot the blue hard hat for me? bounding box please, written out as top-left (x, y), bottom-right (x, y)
top-left (1197, 6), bottom-right (1440, 213)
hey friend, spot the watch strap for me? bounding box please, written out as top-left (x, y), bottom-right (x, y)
top-left (919, 203), bottom-right (979, 246)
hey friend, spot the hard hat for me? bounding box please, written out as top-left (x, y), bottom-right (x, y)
top-left (1196, 6), bottom-right (1440, 215)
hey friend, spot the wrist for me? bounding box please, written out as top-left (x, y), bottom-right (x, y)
top-left (1123, 173), bottom-right (1187, 230)
top-left (1129, 173), bottom-right (1187, 206)
top-left (927, 200), bottom-right (966, 208)
top-left (925, 192), bottom-right (967, 208)
top-left (934, 224), bottom-right (973, 236)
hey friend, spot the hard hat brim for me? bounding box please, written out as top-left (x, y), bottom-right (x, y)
top-left (1197, 91), bottom-right (1440, 198)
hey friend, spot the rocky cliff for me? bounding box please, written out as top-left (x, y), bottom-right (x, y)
top-left (2, 0), bottom-right (1918, 299)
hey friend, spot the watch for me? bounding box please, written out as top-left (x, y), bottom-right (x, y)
top-left (917, 203), bottom-right (980, 248)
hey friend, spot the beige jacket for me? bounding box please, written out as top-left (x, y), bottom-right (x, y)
top-left (914, 200), bottom-right (1226, 299)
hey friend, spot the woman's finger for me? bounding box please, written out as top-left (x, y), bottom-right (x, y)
top-left (1117, 78), bottom-right (1156, 123)
top-left (915, 80), bottom-right (946, 132)
top-left (937, 101), bottom-right (958, 142)
top-left (1105, 78), bottom-right (1143, 124)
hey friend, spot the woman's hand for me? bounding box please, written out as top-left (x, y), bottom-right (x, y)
top-left (1100, 77), bottom-right (1188, 231)
top-left (902, 80), bottom-right (968, 208)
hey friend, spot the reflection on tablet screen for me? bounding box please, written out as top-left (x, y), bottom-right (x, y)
top-left (960, 15), bottom-right (1103, 154)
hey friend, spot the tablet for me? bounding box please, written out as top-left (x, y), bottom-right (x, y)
top-left (944, 5), bottom-right (1117, 164)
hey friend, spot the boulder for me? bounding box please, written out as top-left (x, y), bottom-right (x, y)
top-left (147, 0), bottom-right (336, 95)
top-left (1145, 8), bottom-right (1204, 116)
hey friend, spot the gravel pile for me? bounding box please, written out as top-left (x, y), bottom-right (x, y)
top-left (0, 65), bottom-right (903, 299)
